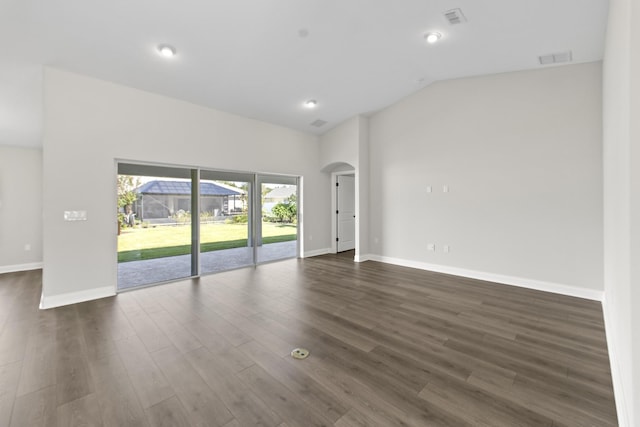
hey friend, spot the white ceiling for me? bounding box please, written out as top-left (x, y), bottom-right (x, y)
top-left (0, 0), bottom-right (609, 147)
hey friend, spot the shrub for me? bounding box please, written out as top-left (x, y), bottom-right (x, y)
top-left (171, 210), bottom-right (191, 225)
top-left (200, 211), bottom-right (213, 222)
top-left (226, 214), bottom-right (248, 224)
top-left (270, 202), bottom-right (297, 223)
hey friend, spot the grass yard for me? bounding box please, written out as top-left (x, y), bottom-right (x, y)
top-left (118, 222), bottom-right (296, 262)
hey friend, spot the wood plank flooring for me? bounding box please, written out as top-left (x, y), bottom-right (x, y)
top-left (0, 252), bottom-right (618, 426)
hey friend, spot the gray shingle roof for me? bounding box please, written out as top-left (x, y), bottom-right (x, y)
top-left (136, 180), bottom-right (241, 196)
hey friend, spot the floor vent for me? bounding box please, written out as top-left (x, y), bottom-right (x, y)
top-left (310, 119), bottom-right (328, 127)
top-left (291, 348), bottom-right (310, 359)
top-left (443, 8), bottom-right (467, 25)
top-left (539, 50), bottom-right (573, 65)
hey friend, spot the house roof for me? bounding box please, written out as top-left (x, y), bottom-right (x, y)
top-left (265, 186), bottom-right (296, 200)
top-left (136, 180), bottom-right (241, 197)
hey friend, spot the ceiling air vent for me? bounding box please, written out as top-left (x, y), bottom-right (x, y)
top-left (310, 119), bottom-right (328, 127)
top-left (443, 8), bottom-right (467, 25)
top-left (539, 51), bottom-right (573, 65)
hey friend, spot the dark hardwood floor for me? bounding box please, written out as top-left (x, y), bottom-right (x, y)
top-left (0, 253), bottom-right (618, 426)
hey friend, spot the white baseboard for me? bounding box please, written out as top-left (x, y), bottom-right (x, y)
top-left (303, 248), bottom-right (331, 258)
top-left (602, 295), bottom-right (630, 427)
top-left (367, 255), bottom-right (604, 301)
top-left (39, 286), bottom-right (115, 310)
top-left (354, 253), bottom-right (372, 262)
top-left (0, 262), bottom-right (43, 274)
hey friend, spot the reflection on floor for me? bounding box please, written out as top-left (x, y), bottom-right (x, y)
top-left (117, 240), bottom-right (297, 290)
top-left (336, 249), bottom-right (355, 259)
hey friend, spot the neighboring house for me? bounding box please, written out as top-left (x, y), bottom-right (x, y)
top-left (133, 180), bottom-right (242, 221)
top-left (263, 185), bottom-right (296, 214)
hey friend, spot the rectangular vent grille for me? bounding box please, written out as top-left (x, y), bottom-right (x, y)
top-left (443, 8), bottom-right (467, 25)
top-left (310, 119), bottom-right (328, 127)
top-left (539, 51), bottom-right (573, 65)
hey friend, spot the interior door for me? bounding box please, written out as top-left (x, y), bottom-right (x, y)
top-left (337, 175), bottom-right (356, 252)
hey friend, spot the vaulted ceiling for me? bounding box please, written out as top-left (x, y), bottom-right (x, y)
top-left (0, 0), bottom-right (609, 147)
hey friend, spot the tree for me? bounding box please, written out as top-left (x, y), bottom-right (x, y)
top-left (271, 195), bottom-right (297, 223)
top-left (117, 175), bottom-right (140, 228)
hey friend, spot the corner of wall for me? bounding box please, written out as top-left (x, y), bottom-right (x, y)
top-left (602, 294), bottom-right (631, 427)
top-left (39, 286), bottom-right (115, 310)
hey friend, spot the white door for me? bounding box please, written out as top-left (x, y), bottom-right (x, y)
top-left (337, 175), bottom-right (356, 252)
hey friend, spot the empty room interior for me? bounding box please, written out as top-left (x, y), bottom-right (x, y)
top-left (0, 0), bottom-right (638, 426)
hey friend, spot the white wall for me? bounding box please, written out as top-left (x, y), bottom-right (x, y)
top-left (602, 0), bottom-right (639, 424)
top-left (0, 146), bottom-right (42, 272)
top-left (631, 0), bottom-right (640, 420)
top-left (357, 116), bottom-right (370, 259)
top-left (369, 62), bottom-right (603, 297)
top-left (320, 116), bottom-right (359, 168)
top-left (319, 116), bottom-right (370, 260)
top-left (42, 68), bottom-right (329, 308)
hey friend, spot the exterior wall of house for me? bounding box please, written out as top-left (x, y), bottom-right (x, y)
top-left (135, 194), bottom-right (227, 221)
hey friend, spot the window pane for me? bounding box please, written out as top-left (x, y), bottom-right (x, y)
top-left (199, 173), bottom-right (254, 274)
top-left (257, 176), bottom-right (298, 263)
top-left (117, 165), bottom-right (194, 289)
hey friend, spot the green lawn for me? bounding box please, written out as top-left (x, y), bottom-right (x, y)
top-left (118, 222), bottom-right (296, 262)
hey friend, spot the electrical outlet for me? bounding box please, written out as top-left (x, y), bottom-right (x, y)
top-left (427, 243), bottom-right (435, 251)
top-left (443, 245), bottom-right (450, 253)
top-left (64, 210), bottom-right (87, 221)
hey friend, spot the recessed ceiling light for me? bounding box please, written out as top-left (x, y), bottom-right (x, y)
top-left (304, 99), bottom-right (318, 108)
top-left (157, 44), bottom-right (177, 58)
top-left (425, 32), bottom-right (442, 44)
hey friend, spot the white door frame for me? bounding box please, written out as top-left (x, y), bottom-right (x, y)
top-left (330, 170), bottom-right (356, 255)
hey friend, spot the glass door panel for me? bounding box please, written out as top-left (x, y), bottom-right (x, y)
top-left (257, 175), bottom-right (298, 263)
top-left (117, 164), bottom-right (194, 289)
top-left (117, 164), bottom-right (301, 291)
top-left (199, 170), bottom-right (254, 274)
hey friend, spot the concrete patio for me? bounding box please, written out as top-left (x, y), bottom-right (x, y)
top-left (117, 240), bottom-right (297, 290)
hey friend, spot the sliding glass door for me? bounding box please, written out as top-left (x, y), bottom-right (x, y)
top-left (199, 170), bottom-right (255, 274)
top-left (117, 163), bottom-right (299, 290)
top-left (257, 175), bottom-right (298, 264)
top-left (117, 164), bottom-right (196, 289)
